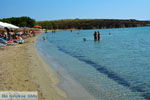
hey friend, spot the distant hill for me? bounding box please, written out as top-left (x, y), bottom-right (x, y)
top-left (36, 19), bottom-right (150, 30)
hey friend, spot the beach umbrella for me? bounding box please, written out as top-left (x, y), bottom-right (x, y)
top-left (0, 22), bottom-right (19, 29)
top-left (0, 25), bottom-right (4, 28)
top-left (6, 23), bottom-right (19, 29)
top-left (33, 25), bottom-right (42, 28)
top-left (0, 22), bottom-right (6, 28)
top-left (3, 22), bottom-right (19, 29)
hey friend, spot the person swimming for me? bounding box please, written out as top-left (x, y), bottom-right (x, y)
top-left (42, 36), bottom-right (46, 40)
top-left (83, 38), bottom-right (86, 42)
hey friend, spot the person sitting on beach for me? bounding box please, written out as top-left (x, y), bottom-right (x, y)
top-left (16, 35), bottom-right (19, 39)
top-left (15, 35), bottom-right (24, 44)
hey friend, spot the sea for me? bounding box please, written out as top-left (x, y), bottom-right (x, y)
top-left (36, 27), bottom-right (150, 100)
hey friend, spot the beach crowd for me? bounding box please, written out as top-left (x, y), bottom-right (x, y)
top-left (0, 27), bottom-right (39, 47)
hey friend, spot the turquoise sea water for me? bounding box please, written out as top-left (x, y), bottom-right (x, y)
top-left (36, 27), bottom-right (150, 100)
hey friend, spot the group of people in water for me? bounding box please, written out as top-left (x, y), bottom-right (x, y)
top-left (94, 31), bottom-right (100, 41)
top-left (43, 30), bottom-right (102, 42)
top-left (83, 31), bottom-right (101, 42)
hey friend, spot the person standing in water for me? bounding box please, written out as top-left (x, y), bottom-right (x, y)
top-left (97, 31), bottom-right (100, 41)
top-left (94, 31), bottom-right (97, 41)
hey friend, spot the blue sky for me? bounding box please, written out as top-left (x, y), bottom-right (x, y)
top-left (0, 0), bottom-right (149, 21)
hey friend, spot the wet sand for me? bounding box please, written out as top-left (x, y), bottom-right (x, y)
top-left (0, 37), bottom-right (66, 100)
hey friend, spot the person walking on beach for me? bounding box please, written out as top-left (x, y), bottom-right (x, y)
top-left (97, 31), bottom-right (100, 41)
top-left (94, 31), bottom-right (97, 41)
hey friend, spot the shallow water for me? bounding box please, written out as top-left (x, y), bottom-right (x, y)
top-left (36, 27), bottom-right (150, 100)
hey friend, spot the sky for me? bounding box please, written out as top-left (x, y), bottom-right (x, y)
top-left (0, 0), bottom-right (150, 21)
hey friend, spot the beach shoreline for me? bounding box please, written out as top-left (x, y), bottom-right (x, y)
top-left (0, 35), bottom-right (66, 100)
top-left (36, 33), bottom-right (99, 100)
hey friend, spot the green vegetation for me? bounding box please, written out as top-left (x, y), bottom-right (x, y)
top-left (1, 17), bottom-right (150, 29)
top-left (37, 19), bottom-right (150, 30)
top-left (0, 16), bottom-right (35, 27)
top-left (36, 21), bottom-right (58, 29)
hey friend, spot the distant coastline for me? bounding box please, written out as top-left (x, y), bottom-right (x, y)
top-left (37, 19), bottom-right (150, 30)
top-left (1, 17), bottom-right (150, 30)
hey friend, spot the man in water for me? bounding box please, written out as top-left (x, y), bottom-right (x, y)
top-left (93, 31), bottom-right (97, 41)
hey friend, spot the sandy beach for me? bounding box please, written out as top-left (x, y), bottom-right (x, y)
top-left (0, 36), bottom-right (66, 100)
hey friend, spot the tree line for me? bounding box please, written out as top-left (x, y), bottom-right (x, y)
top-left (0, 16), bottom-right (35, 28)
top-left (0, 17), bottom-right (150, 29)
top-left (36, 19), bottom-right (150, 30)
